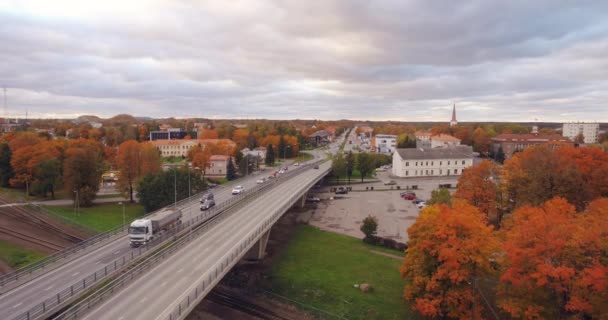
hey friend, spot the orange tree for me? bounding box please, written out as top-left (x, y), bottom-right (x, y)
top-left (454, 160), bottom-right (501, 225)
top-left (116, 141), bottom-right (162, 202)
top-left (400, 200), bottom-right (500, 319)
top-left (498, 197), bottom-right (608, 319)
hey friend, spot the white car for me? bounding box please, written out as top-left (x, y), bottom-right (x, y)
top-left (231, 186), bottom-right (244, 195)
top-left (293, 162), bottom-right (300, 166)
top-left (278, 169), bottom-right (285, 174)
top-left (417, 201), bottom-right (427, 209)
top-left (256, 178), bottom-right (266, 184)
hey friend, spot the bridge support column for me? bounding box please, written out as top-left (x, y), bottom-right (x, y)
top-left (298, 191), bottom-right (308, 208)
top-left (245, 229), bottom-right (271, 260)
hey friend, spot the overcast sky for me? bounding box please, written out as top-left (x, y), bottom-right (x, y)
top-left (1, 1), bottom-right (608, 122)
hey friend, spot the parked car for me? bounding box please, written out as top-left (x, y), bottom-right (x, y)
top-left (200, 199), bottom-right (215, 210)
top-left (200, 192), bottom-right (214, 203)
top-left (278, 169), bottom-right (285, 174)
top-left (400, 191), bottom-right (416, 197)
top-left (256, 178), bottom-right (266, 184)
top-left (313, 165), bottom-right (319, 169)
top-left (232, 186), bottom-right (244, 195)
top-left (335, 186), bottom-right (348, 194)
top-left (413, 199), bottom-right (424, 205)
top-left (306, 196), bottom-right (321, 202)
top-left (402, 193), bottom-right (416, 200)
top-left (417, 201), bottom-right (427, 209)
top-left (384, 180), bottom-right (397, 185)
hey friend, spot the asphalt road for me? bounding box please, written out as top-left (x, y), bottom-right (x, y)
top-left (0, 164), bottom-right (295, 320)
top-left (82, 160), bottom-right (331, 320)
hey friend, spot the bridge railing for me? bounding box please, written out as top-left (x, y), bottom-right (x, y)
top-left (165, 163), bottom-right (331, 320)
top-left (19, 160), bottom-right (327, 320)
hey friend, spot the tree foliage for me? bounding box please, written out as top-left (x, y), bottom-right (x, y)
top-left (401, 200), bottom-right (500, 319)
top-left (356, 153), bottom-right (375, 182)
top-left (397, 133), bottom-right (417, 148)
top-left (0, 143), bottom-right (14, 187)
top-left (360, 215), bottom-right (378, 240)
top-left (455, 160), bottom-right (500, 224)
top-left (116, 141), bottom-right (162, 202)
top-left (226, 156), bottom-right (236, 180)
top-left (63, 145), bottom-right (103, 207)
top-left (265, 144), bottom-right (275, 166)
top-left (498, 197), bottom-right (608, 319)
top-left (331, 153), bottom-right (346, 181)
top-left (427, 188), bottom-right (452, 206)
top-left (137, 168), bottom-right (207, 212)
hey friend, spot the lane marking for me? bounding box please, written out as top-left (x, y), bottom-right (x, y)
top-left (13, 302), bottom-right (22, 308)
top-left (118, 317), bottom-right (125, 320)
top-left (114, 250), bottom-right (120, 255)
top-left (44, 285), bottom-right (54, 291)
top-left (160, 281), bottom-right (167, 287)
top-left (72, 272), bottom-right (80, 276)
top-left (140, 296), bottom-right (147, 303)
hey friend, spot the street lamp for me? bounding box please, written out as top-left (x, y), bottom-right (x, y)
top-left (118, 201), bottom-right (125, 227)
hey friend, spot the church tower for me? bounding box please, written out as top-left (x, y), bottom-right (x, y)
top-left (450, 103), bottom-right (457, 127)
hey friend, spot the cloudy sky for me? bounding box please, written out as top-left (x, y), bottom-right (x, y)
top-left (1, 0), bottom-right (608, 121)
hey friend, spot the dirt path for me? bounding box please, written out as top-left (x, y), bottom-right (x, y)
top-left (369, 250), bottom-right (403, 261)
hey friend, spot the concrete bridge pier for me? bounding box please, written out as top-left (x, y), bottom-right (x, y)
top-left (298, 191), bottom-right (308, 208)
top-left (245, 229), bottom-right (271, 260)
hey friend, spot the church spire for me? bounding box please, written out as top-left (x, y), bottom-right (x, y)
top-left (450, 103), bottom-right (457, 127)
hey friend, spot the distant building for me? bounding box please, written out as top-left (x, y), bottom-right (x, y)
top-left (415, 131), bottom-right (432, 148)
top-left (240, 147), bottom-right (266, 161)
top-left (149, 140), bottom-right (202, 158)
top-left (491, 133), bottom-right (573, 160)
top-left (89, 121), bottom-right (103, 129)
top-left (308, 130), bottom-right (331, 147)
top-left (392, 146), bottom-right (473, 178)
top-left (149, 128), bottom-right (197, 141)
top-left (207, 155), bottom-right (231, 177)
top-left (374, 134), bottom-right (397, 153)
top-left (450, 103), bottom-right (458, 127)
top-left (562, 122), bottom-right (599, 144)
top-left (430, 134), bottom-right (461, 148)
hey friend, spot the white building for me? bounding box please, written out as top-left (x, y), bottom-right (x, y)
top-left (207, 155), bottom-right (231, 177)
top-left (430, 134), bottom-right (461, 148)
top-left (392, 146), bottom-right (473, 178)
top-left (375, 134), bottom-right (397, 153)
top-left (240, 147), bottom-right (266, 161)
top-left (150, 140), bottom-right (201, 158)
top-left (562, 123), bottom-right (599, 144)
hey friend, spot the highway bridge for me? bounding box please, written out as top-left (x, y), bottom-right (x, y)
top-left (1, 133), bottom-right (344, 320)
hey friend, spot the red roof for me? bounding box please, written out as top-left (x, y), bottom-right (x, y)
top-left (492, 133), bottom-right (571, 142)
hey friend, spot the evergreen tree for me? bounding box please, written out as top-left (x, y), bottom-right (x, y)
top-left (346, 151), bottom-right (355, 184)
top-left (0, 143), bottom-right (13, 187)
top-left (278, 135), bottom-right (286, 161)
top-left (226, 156), bottom-right (237, 180)
top-left (238, 154), bottom-right (254, 176)
top-left (495, 146), bottom-right (505, 164)
top-left (265, 144), bottom-right (275, 166)
top-left (235, 151), bottom-right (243, 166)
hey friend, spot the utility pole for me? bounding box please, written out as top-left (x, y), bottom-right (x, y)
top-left (174, 167), bottom-right (177, 208)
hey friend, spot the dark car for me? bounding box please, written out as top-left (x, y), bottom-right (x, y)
top-left (313, 165), bottom-right (319, 169)
top-left (200, 192), bottom-right (214, 203)
top-left (200, 199), bottom-right (215, 210)
top-left (384, 180), bottom-right (397, 185)
top-left (413, 199), bottom-right (425, 205)
top-left (335, 186), bottom-right (348, 194)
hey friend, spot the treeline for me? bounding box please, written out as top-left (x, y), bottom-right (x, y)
top-left (331, 152), bottom-right (391, 182)
top-left (401, 145), bottom-right (608, 319)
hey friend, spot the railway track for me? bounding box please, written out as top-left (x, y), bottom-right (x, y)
top-left (0, 225), bottom-right (66, 251)
top-left (208, 290), bottom-right (292, 320)
top-left (0, 197), bottom-right (84, 243)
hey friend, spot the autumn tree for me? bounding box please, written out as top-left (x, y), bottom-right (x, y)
top-left (199, 129), bottom-right (218, 139)
top-left (454, 160), bottom-right (500, 224)
top-left (401, 200), bottom-right (500, 319)
top-left (63, 145), bottom-right (103, 207)
top-left (331, 153), bottom-right (346, 181)
top-left (472, 127), bottom-right (491, 155)
top-left (397, 133), bottom-right (416, 148)
top-left (232, 129), bottom-right (249, 150)
top-left (428, 187), bottom-right (452, 206)
top-left (557, 146), bottom-right (608, 200)
top-left (116, 141), bottom-right (162, 202)
top-left (502, 145), bottom-right (588, 210)
top-left (498, 197), bottom-right (608, 319)
top-left (360, 215), bottom-right (378, 242)
top-left (356, 153), bottom-right (374, 182)
top-left (574, 132), bottom-right (585, 144)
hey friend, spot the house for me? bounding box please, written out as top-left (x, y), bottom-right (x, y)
top-left (430, 134), bottom-right (461, 148)
top-left (149, 128), bottom-right (197, 141)
top-left (562, 122), bottom-right (599, 144)
top-left (374, 134), bottom-right (397, 153)
top-left (491, 133), bottom-right (573, 160)
top-left (415, 131), bottom-right (432, 148)
top-left (207, 155), bottom-right (231, 177)
top-left (149, 140), bottom-right (202, 158)
top-left (308, 130), bottom-right (331, 147)
top-left (392, 146), bottom-right (473, 178)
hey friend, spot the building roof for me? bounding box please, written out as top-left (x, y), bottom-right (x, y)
top-left (198, 138), bottom-right (236, 146)
top-left (309, 130), bottom-right (330, 138)
top-left (491, 133), bottom-right (571, 142)
top-left (395, 145), bottom-right (473, 160)
top-left (358, 126), bottom-right (374, 133)
top-left (415, 131), bottom-right (432, 137)
top-left (431, 134), bottom-right (461, 142)
top-left (210, 155), bottom-right (230, 161)
top-left (149, 139), bottom-right (200, 146)
top-left (375, 134), bottom-right (397, 138)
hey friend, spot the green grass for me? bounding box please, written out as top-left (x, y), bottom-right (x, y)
top-left (0, 187), bottom-right (72, 202)
top-left (43, 202), bottom-right (145, 233)
top-left (265, 225), bottom-right (416, 320)
top-left (294, 152), bottom-right (313, 163)
top-left (0, 240), bottom-right (45, 269)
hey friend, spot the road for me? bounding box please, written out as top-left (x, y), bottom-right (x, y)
top-left (81, 160), bottom-right (331, 320)
top-left (0, 166), bottom-right (293, 320)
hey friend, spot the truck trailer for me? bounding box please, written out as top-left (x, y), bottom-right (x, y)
top-left (129, 208), bottom-right (182, 247)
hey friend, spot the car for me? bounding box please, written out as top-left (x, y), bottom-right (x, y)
top-left (283, 166), bottom-right (288, 171)
top-left (384, 180), bottom-right (397, 185)
top-left (256, 178), bottom-right (266, 184)
top-left (278, 169), bottom-right (285, 174)
top-left (416, 201), bottom-right (427, 209)
top-left (313, 165), bottom-right (319, 169)
top-left (200, 199), bottom-right (215, 210)
top-left (413, 198), bottom-right (424, 205)
top-left (207, 182), bottom-right (218, 188)
top-left (402, 193), bottom-right (416, 200)
top-left (400, 191), bottom-right (416, 197)
top-left (306, 196), bottom-right (321, 202)
top-left (335, 186), bottom-right (348, 194)
top-left (268, 175), bottom-right (276, 180)
top-left (231, 186), bottom-right (244, 195)
top-left (293, 162), bottom-right (300, 166)
top-left (200, 192), bottom-right (214, 203)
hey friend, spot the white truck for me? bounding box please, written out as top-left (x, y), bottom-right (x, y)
top-left (129, 208), bottom-right (183, 247)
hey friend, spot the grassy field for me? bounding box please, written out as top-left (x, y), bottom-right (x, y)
top-left (265, 225), bottom-right (416, 320)
top-left (294, 152), bottom-right (314, 163)
top-left (0, 240), bottom-right (45, 269)
top-left (0, 187), bottom-right (71, 202)
top-left (44, 202), bottom-right (145, 233)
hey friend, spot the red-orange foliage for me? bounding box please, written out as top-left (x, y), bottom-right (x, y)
top-left (401, 200), bottom-right (500, 319)
top-left (232, 129), bottom-right (249, 149)
top-left (198, 129), bottom-right (218, 139)
top-left (116, 141), bottom-right (161, 202)
top-left (499, 197), bottom-right (608, 319)
top-left (454, 160), bottom-right (500, 223)
top-left (557, 146), bottom-right (608, 200)
top-left (472, 127), bottom-right (490, 155)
